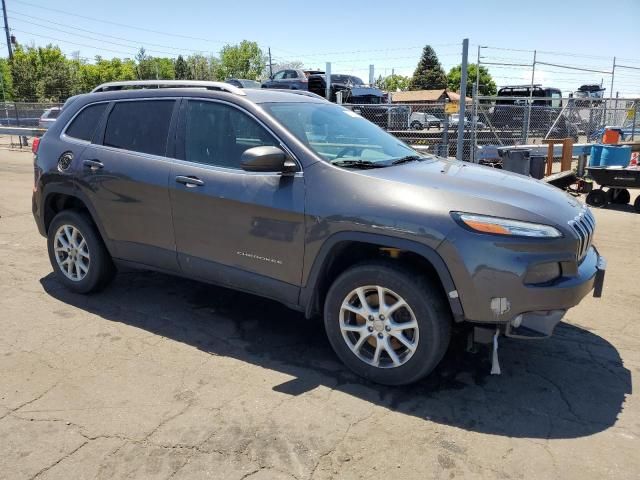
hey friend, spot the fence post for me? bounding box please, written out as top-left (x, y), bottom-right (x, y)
top-left (456, 38), bottom-right (469, 161)
top-left (613, 91), bottom-right (619, 125)
top-left (524, 50), bottom-right (536, 144)
top-left (471, 83), bottom-right (478, 162)
top-left (442, 99), bottom-right (450, 157)
top-left (631, 100), bottom-right (637, 141)
top-left (13, 103), bottom-right (19, 127)
top-left (325, 62), bottom-right (331, 101)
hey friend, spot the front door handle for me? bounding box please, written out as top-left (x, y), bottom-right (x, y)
top-left (175, 175), bottom-right (204, 187)
top-left (83, 159), bottom-right (104, 171)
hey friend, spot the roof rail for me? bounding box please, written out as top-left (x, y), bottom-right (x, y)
top-left (91, 80), bottom-right (246, 96)
top-left (269, 89), bottom-right (327, 100)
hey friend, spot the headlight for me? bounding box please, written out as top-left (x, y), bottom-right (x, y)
top-left (453, 212), bottom-right (562, 238)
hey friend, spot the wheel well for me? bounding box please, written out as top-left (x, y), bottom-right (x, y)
top-left (44, 193), bottom-right (92, 233)
top-left (308, 241), bottom-right (446, 318)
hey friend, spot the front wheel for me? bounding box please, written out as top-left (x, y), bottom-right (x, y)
top-left (586, 188), bottom-right (608, 208)
top-left (324, 262), bottom-right (451, 385)
top-left (47, 210), bottom-right (115, 294)
top-left (410, 121), bottom-right (423, 130)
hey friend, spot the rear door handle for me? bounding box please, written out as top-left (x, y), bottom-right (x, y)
top-left (83, 159), bottom-right (104, 171)
top-left (175, 175), bottom-right (204, 187)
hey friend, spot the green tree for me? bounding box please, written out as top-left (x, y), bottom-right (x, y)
top-left (410, 45), bottom-right (447, 90)
top-left (447, 64), bottom-right (497, 96)
top-left (10, 45), bottom-right (42, 100)
top-left (377, 74), bottom-right (411, 91)
top-left (135, 47), bottom-right (156, 79)
top-left (175, 55), bottom-right (188, 80)
top-left (186, 54), bottom-right (212, 80)
top-left (0, 58), bottom-right (13, 100)
top-left (218, 40), bottom-right (265, 80)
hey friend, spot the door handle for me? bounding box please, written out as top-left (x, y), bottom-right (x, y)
top-left (175, 175), bottom-right (204, 187)
top-left (83, 159), bottom-right (104, 171)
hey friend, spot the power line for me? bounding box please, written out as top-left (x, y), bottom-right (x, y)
top-left (10, 0), bottom-right (230, 44)
top-left (9, 17), bottom-right (184, 57)
top-left (10, 28), bottom-right (138, 56)
top-left (8, 10), bottom-right (212, 56)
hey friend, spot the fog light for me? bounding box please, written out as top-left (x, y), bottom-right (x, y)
top-left (511, 315), bottom-right (523, 328)
top-left (524, 262), bottom-right (561, 285)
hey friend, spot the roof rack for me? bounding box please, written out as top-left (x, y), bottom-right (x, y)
top-left (500, 84), bottom-right (542, 89)
top-left (269, 89), bottom-right (327, 100)
top-left (91, 80), bottom-right (246, 96)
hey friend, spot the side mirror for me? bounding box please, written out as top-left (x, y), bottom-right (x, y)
top-left (240, 146), bottom-right (297, 173)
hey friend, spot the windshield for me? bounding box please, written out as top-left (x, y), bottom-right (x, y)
top-left (262, 102), bottom-right (418, 165)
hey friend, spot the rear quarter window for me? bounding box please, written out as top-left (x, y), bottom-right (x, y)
top-left (103, 100), bottom-right (175, 156)
top-left (65, 103), bottom-right (108, 142)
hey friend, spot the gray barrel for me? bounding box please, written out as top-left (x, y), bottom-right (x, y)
top-left (501, 149), bottom-right (530, 176)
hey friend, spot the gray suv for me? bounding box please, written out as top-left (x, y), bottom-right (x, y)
top-left (32, 80), bottom-right (605, 385)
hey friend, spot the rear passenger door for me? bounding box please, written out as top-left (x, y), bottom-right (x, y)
top-left (168, 99), bottom-right (305, 305)
top-left (75, 99), bottom-right (180, 271)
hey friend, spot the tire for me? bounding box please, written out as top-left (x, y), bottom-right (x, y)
top-left (324, 261), bottom-right (451, 385)
top-left (586, 188), bottom-right (608, 208)
top-left (634, 195), bottom-right (640, 213)
top-left (410, 121), bottom-right (423, 130)
top-left (607, 188), bottom-right (631, 205)
top-left (47, 210), bottom-right (115, 294)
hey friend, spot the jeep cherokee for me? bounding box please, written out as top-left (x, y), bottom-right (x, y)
top-left (32, 80), bottom-right (605, 385)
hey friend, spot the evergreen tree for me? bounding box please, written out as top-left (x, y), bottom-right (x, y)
top-left (174, 55), bottom-right (188, 80)
top-left (410, 45), bottom-right (447, 90)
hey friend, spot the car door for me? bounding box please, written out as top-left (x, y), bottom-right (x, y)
top-left (76, 98), bottom-right (180, 271)
top-left (169, 99), bottom-right (305, 305)
top-left (264, 70), bottom-right (286, 89)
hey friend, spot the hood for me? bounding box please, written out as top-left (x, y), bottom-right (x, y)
top-left (358, 157), bottom-right (583, 226)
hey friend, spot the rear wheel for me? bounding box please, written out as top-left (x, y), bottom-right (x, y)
top-left (47, 210), bottom-right (115, 293)
top-left (607, 188), bottom-right (631, 205)
top-left (634, 195), bottom-right (640, 213)
top-left (586, 188), bottom-right (608, 208)
top-left (410, 121), bottom-right (423, 130)
top-left (324, 262), bottom-right (451, 385)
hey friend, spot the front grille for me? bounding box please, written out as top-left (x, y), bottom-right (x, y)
top-left (568, 207), bottom-right (595, 262)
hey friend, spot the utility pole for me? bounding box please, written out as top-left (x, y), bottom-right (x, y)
top-left (268, 48), bottom-right (273, 78)
top-left (456, 38), bottom-right (469, 161)
top-left (2, 0), bottom-right (12, 59)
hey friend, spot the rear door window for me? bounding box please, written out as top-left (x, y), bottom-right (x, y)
top-left (103, 100), bottom-right (175, 156)
top-left (65, 103), bottom-right (108, 142)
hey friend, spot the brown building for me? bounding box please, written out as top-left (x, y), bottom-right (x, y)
top-left (390, 89), bottom-right (471, 104)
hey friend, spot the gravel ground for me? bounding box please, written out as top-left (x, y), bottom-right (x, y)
top-left (1, 149), bottom-right (638, 480)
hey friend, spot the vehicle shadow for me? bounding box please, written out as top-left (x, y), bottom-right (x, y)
top-left (40, 270), bottom-right (631, 440)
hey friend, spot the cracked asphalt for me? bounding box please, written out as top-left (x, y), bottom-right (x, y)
top-left (1, 149), bottom-right (638, 479)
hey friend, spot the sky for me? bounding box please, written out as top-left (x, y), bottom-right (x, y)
top-left (2, 0), bottom-right (639, 96)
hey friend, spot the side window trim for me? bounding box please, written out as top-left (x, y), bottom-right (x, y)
top-left (175, 98), bottom-right (301, 172)
top-left (60, 100), bottom-right (111, 145)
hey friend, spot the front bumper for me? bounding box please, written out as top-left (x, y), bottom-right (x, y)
top-left (438, 235), bottom-right (605, 326)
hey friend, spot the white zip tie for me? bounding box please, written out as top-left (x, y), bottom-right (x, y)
top-left (491, 327), bottom-right (501, 375)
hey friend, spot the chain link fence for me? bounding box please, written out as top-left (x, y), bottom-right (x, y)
top-left (0, 102), bottom-right (63, 128)
top-left (346, 97), bottom-right (638, 162)
top-left (2, 98), bottom-right (638, 166)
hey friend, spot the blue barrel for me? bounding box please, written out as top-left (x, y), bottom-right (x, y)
top-left (600, 145), bottom-right (631, 167)
top-left (590, 145), bottom-right (603, 166)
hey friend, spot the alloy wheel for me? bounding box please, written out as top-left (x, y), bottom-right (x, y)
top-left (339, 285), bottom-right (419, 368)
top-left (54, 224), bottom-right (90, 281)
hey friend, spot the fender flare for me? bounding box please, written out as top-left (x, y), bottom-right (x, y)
top-left (300, 231), bottom-right (464, 320)
top-left (41, 182), bottom-right (115, 255)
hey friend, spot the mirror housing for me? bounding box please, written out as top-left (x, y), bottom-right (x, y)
top-left (240, 146), bottom-right (297, 173)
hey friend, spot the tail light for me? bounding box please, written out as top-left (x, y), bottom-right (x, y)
top-left (32, 137), bottom-right (40, 154)
top-left (32, 137), bottom-right (41, 192)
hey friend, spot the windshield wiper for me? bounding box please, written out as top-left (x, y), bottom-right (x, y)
top-left (331, 159), bottom-right (384, 169)
top-left (390, 155), bottom-right (423, 165)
